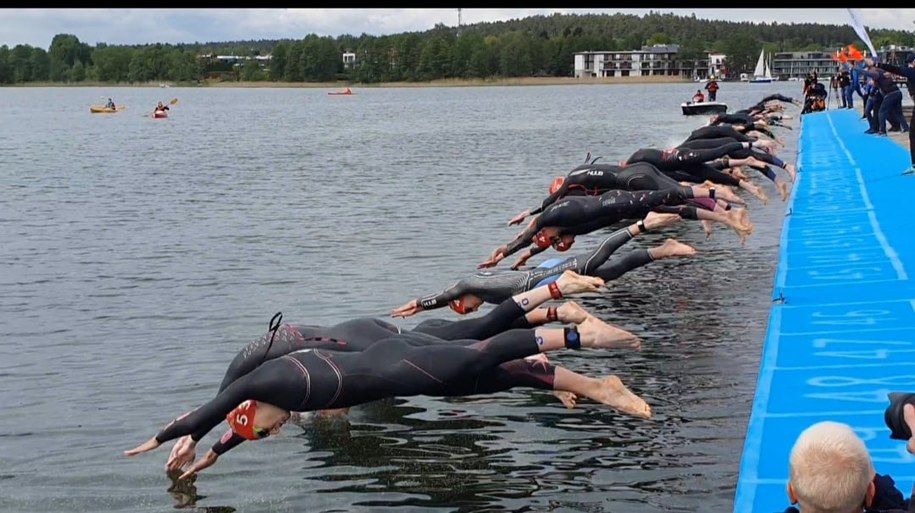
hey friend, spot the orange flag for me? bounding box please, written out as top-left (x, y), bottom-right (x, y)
top-left (839, 50), bottom-right (848, 63)
top-left (847, 43), bottom-right (864, 61)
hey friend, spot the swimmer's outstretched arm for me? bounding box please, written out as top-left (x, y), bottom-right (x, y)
top-left (391, 280), bottom-right (469, 318)
top-left (479, 223), bottom-right (539, 269)
top-left (126, 366), bottom-right (285, 461)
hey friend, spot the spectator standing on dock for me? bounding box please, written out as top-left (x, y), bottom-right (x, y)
top-left (867, 55), bottom-right (915, 175)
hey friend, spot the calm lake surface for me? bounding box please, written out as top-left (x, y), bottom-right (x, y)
top-left (0, 81), bottom-right (802, 513)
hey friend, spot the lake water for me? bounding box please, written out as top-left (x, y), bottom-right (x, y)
top-left (0, 81), bottom-right (802, 513)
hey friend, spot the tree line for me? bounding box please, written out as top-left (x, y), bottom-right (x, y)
top-left (1, 11), bottom-right (913, 85)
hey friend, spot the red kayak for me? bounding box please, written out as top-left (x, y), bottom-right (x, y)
top-left (328, 90), bottom-right (354, 96)
top-left (152, 110), bottom-right (168, 118)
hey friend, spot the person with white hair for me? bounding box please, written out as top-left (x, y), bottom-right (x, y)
top-left (783, 420), bottom-right (909, 513)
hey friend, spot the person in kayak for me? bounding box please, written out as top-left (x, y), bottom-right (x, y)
top-left (106, 98), bottom-right (116, 110)
top-left (155, 101), bottom-right (170, 112)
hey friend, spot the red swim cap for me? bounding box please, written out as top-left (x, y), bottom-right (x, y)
top-left (449, 297), bottom-right (468, 315)
top-left (549, 176), bottom-right (565, 195)
top-left (227, 400), bottom-right (259, 440)
top-left (552, 235), bottom-right (574, 252)
top-left (533, 230), bottom-right (553, 249)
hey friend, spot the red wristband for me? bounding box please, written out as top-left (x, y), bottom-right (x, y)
top-left (548, 282), bottom-right (562, 300)
top-left (546, 306), bottom-right (558, 322)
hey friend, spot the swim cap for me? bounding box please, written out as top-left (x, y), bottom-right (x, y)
top-left (227, 400), bottom-right (259, 440)
top-left (449, 297), bottom-right (469, 315)
top-left (552, 235), bottom-right (574, 252)
top-left (533, 231), bottom-right (553, 249)
top-left (549, 176), bottom-right (565, 195)
top-left (884, 392), bottom-right (915, 440)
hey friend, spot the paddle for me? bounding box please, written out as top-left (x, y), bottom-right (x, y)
top-left (146, 98), bottom-right (178, 117)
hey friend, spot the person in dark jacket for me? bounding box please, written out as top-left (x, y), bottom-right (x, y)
top-left (867, 55), bottom-right (915, 174)
top-left (862, 59), bottom-right (910, 137)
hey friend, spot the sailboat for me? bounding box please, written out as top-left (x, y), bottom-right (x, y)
top-left (750, 49), bottom-right (774, 83)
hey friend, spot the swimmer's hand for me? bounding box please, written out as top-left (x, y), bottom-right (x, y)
top-left (166, 435), bottom-right (198, 471)
top-left (508, 209), bottom-right (530, 226)
top-left (510, 249), bottom-right (533, 270)
top-left (179, 449), bottom-right (218, 480)
top-left (390, 299), bottom-right (421, 318)
top-left (125, 436), bottom-right (162, 456)
top-left (478, 245), bottom-right (508, 269)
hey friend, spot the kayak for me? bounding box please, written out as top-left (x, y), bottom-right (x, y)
top-left (152, 110), bottom-right (168, 118)
top-left (327, 91), bottom-right (354, 96)
top-left (90, 105), bottom-right (125, 113)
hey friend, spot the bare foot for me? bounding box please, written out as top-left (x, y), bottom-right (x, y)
top-left (785, 163), bottom-right (798, 182)
top-left (553, 391), bottom-right (578, 409)
top-left (776, 181), bottom-right (790, 202)
top-left (710, 185), bottom-right (746, 206)
top-left (731, 208), bottom-right (753, 232)
top-left (700, 219), bottom-right (714, 239)
top-left (590, 375), bottom-right (652, 419)
top-left (557, 300), bottom-right (590, 324)
top-left (729, 167), bottom-right (749, 181)
top-left (643, 211), bottom-right (681, 230)
top-left (745, 183), bottom-right (769, 205)
top-left (651, 238), bottom-right (697, 259)
top-left (725, 209), bottom-right (753, 245)
top-left (556, 270), bottom-right (605, 296)
top-left (578, 317), bottom-right (641, 350)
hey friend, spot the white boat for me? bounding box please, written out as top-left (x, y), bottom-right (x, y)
top-left (749, 49), bottom-right (774, 83)
top-left (681, 100), bottom-right (728, 116)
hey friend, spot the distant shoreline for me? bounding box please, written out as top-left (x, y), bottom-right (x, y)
top-left (7, 76), bottom-right (697, 89)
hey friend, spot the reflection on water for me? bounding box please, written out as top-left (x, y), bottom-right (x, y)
top-left (166, 470), bottom-right (236, 512)
top-left (0, 82), bottom-right (800, 513)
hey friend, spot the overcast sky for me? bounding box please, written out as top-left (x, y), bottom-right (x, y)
top-left (2, 9), bottom-right (913, 49)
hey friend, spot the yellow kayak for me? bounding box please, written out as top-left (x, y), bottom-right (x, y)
top-left (90, 105), bottom-right (126, 113)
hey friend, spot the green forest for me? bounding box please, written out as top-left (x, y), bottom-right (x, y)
top-left (2, 11), bottom-right (913, 85)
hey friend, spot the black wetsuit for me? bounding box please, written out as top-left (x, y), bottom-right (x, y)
top-left (204, 304), bottom-right (564, 452)
top-left (419, 224), bottom-right (650, 309)
top-left (501, 188), bottom-right (696, 260)
top-left (154, 328), bottom-right (562, 456)
top-left (684, 125), bottom-right (751, 144)
top-left (677, 136), bottom-right (783, 182)
top-left (711, 113), bottom-right (757, 126)
top-left (221, 301), bottom-right (550, 392)
top-left (625, 143), bottom-right (749, 187)
top-left (530, 162), bottom-right (705, 217)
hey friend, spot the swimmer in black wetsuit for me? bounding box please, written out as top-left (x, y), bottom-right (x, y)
top-left (620, 141), bottom-right (771, 205)
top-left (391, 214), bottom-right (692, 317)
top-left (125, 300), bottom-right (651, 480)
top-left (507, 157), bottom-right (754, 238)
top-left (163, 271), bottom-right (644, 472)
top-left (480, 186), bottom-right (752, 269)
top-left (677, 136), bottom-right (795, 201)
top-left (507, 159), bottom-right (746, 227)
